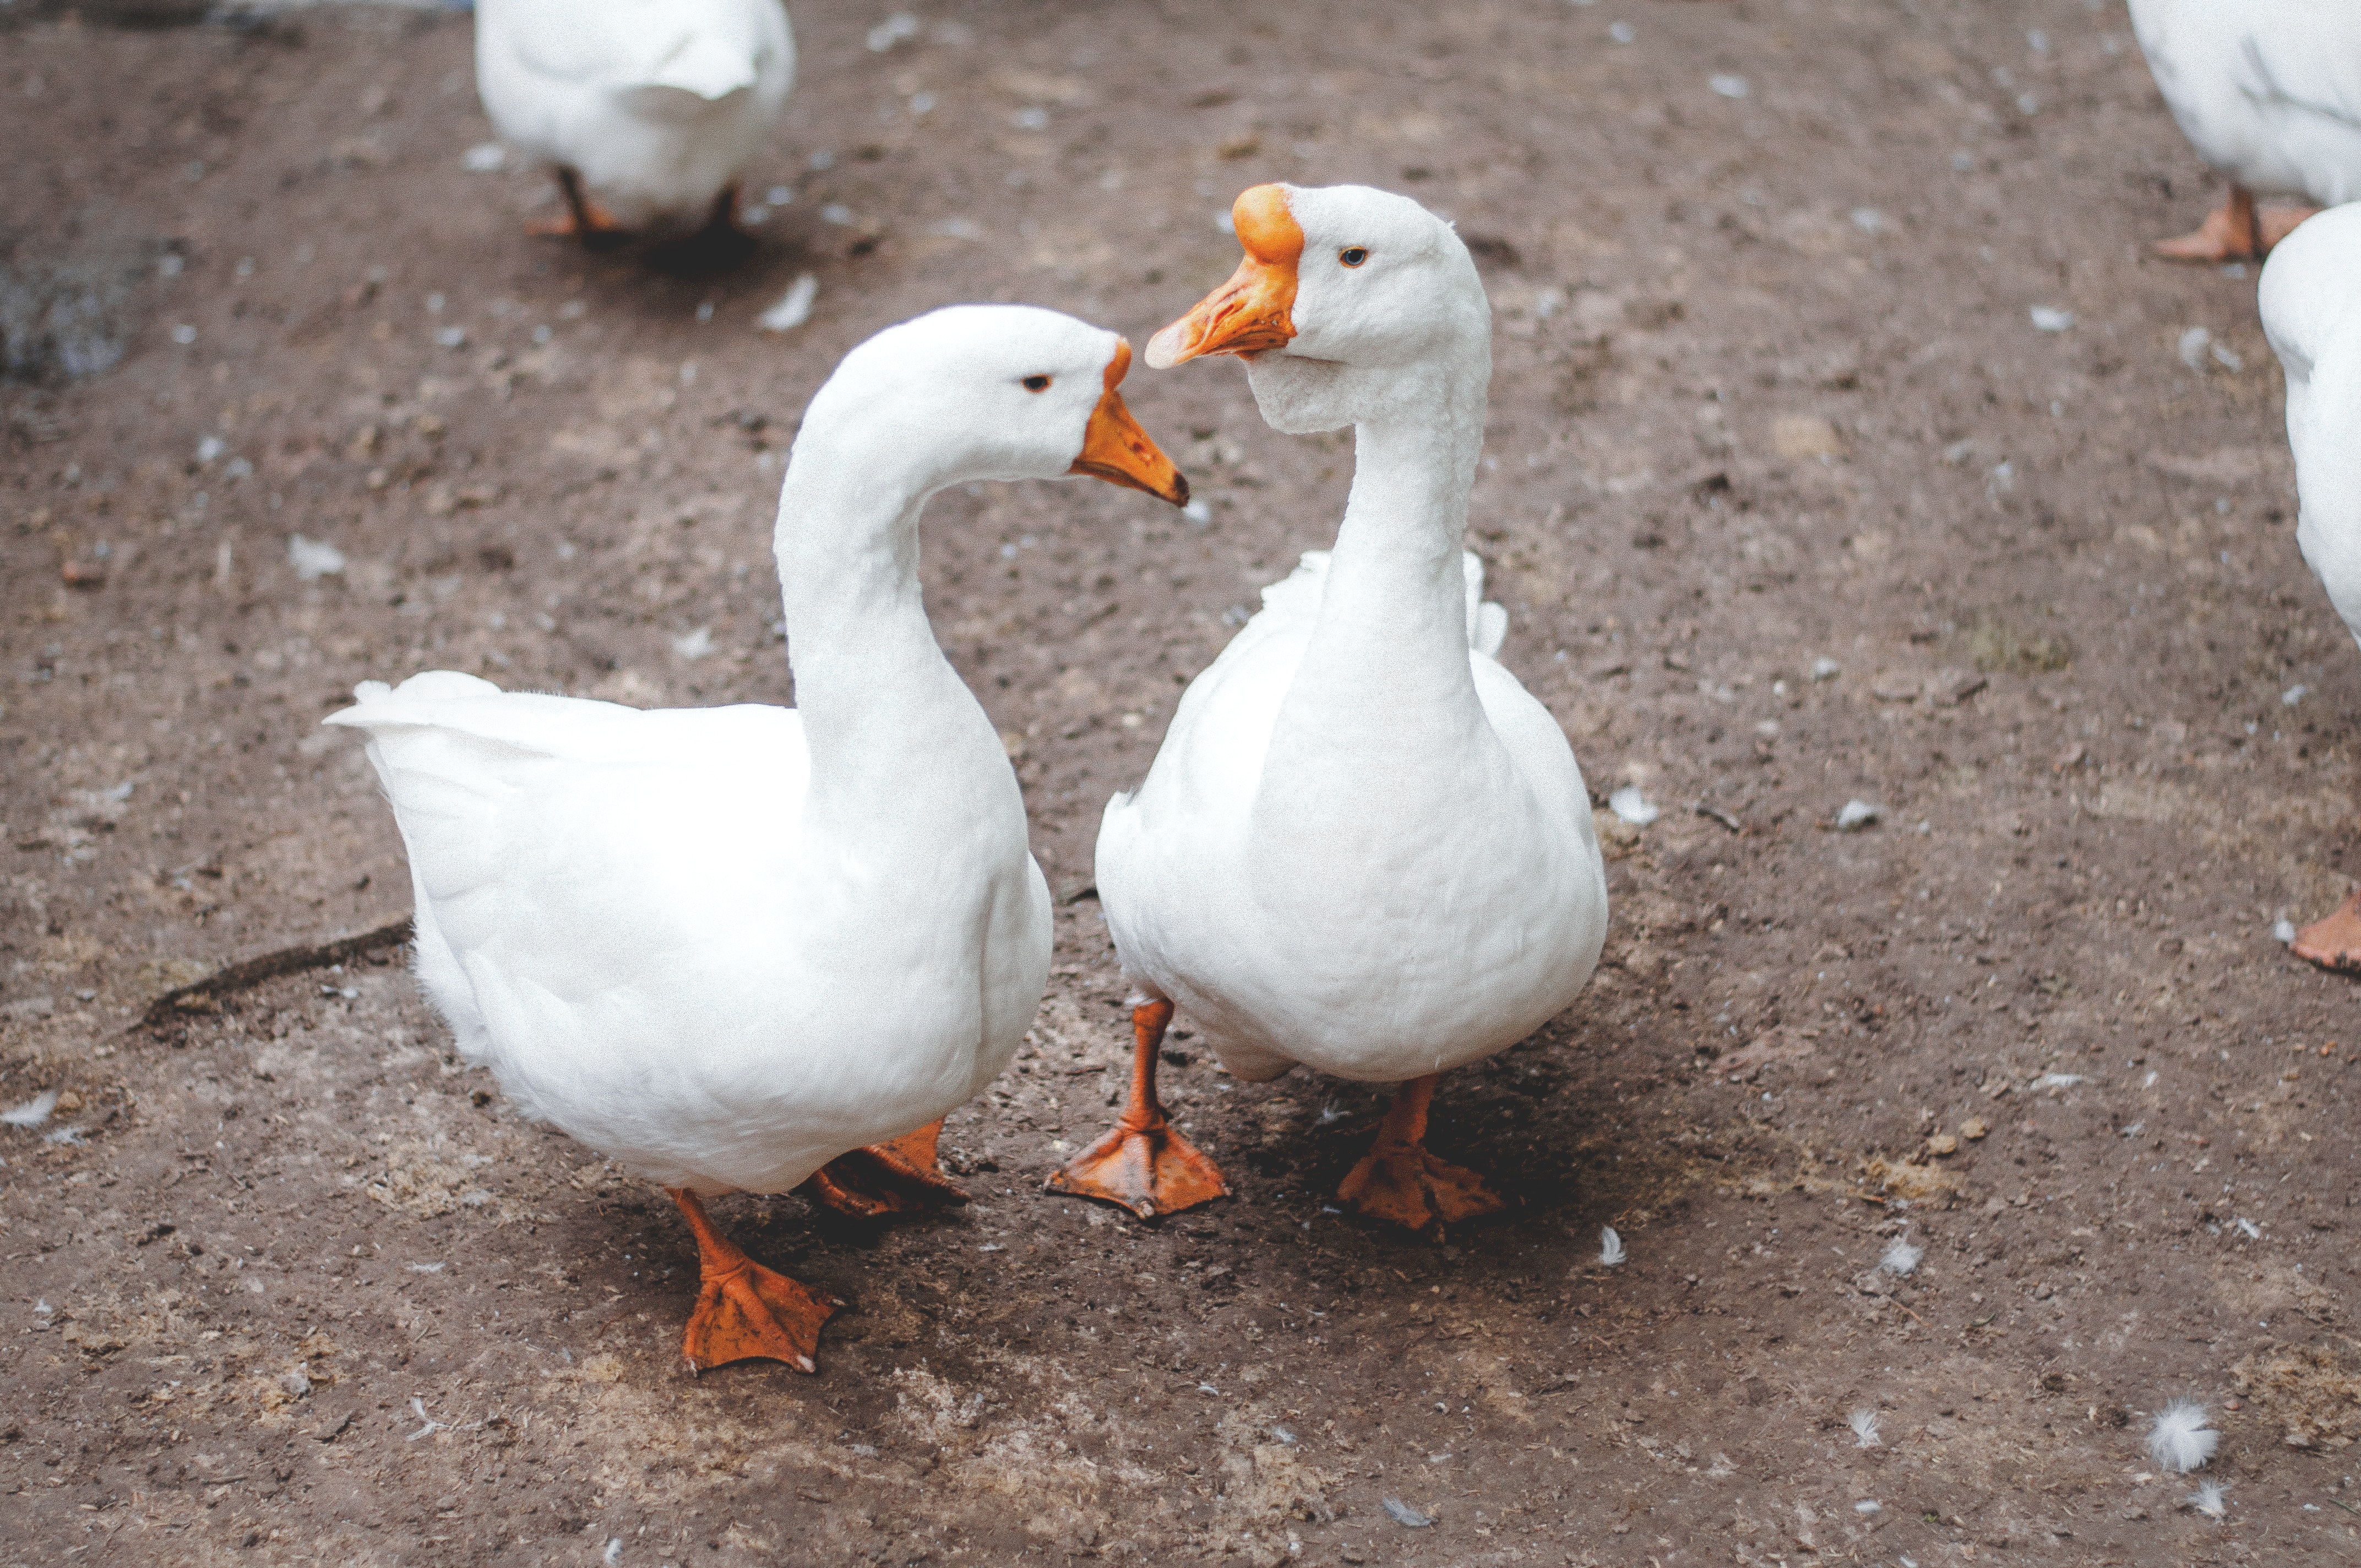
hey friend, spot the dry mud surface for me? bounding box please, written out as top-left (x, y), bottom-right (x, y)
top-left (5, 2), bottom-right (2361, 1564)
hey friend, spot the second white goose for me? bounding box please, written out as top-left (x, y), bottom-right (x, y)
top-left (1052, 184), bottom-right (1608, 1232)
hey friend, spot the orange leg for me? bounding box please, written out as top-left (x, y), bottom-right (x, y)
top-left (2154, 184), bottom-right (2265, 263)
top-left (1335, 1074), bottom-right (1504, 1233)
top-left (527, 167), bottom-right (629, 248)
top-left (801, 1117), bottom-right (971, 1218)
top-left (1047, 999), bottom-right (1229, 1219)
top-left (668, 1188), bottom-right (836, 1374)
top-left (2292, 889), bottom-right (2361, 975)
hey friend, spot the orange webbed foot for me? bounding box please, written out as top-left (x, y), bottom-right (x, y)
top-left (802, 1118), bottom-right (970, 1218)
top-left (1335, 1074), bottom-right (1504, 1233)
top-left (2291, 890), bottom-right (2361, 976)
top-left (669, 1189), bottom-right (836, 1374)
top-left (2257, 204), bottom-right (2322, 251)
top-left (1048, 1112), bottom-right (1229, 1221)
top-left (2154, 187), bottom-right (2263, 262)
top-left (1048, 999), bottom-right (1230, 1220)
top-left (528, 167), bottom-right (630, 249)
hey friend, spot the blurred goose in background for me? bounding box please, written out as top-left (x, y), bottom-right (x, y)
top-left (1052, 184), bottom-right (1608, 1232)
top-left (2129, 0), bottom-right (2361, 261)
top-left (325, 308), bottom-right (1186, 1373)
top-left (476, 0), bottom-right (795, 251)
top-left (2260, 204), bottom-right (2361, 969)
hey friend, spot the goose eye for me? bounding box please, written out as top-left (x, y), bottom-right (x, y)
top-left (1022, 374), bottom-right (1052, 392)
top-left (1339, 247), bottom-right (1369, 268)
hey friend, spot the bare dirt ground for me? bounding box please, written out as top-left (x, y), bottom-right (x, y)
top-left (6, 1), bottom-right (2361, 1563)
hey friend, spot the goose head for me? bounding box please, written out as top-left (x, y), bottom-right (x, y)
top-left (1145, 183), bottom-right (1488, 433)
top-left (796, 304), bottom-right (1189, 506)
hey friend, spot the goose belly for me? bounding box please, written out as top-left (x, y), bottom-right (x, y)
top-left (441, 857), bottom-right (1046, 1196)
top-left (1100, 643), bottom-right (1607, 1085)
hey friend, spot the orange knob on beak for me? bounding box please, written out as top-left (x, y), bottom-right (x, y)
top-left (1069, 338), bottom-right (1190, 506)
top-left (1144, 184), bottom-right (1304, 368)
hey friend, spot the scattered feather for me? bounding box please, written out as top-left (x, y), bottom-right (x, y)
top-left (1607, 786), bottom-right (1658, 826)
top-left (1810, 656), bottom-right (1841, 680)
top-left (280, 1368), bottom-right (312, 1399)
top-left (45, 1126), bottom-right (86, 1146)
top-left (2273, 918), bottom-right (2298, 944)
top-left (1598, 1226), bottom-right (1626, 1266)
top-left (2120, 1121), bottom-right (2144, 1137)
top-left (2185, 1479), bottom-right (2228, 1519)
top-left (671, 627), bottom-right (715, 661)
top-left (2177, 325), bottom-right (2213, 372)
top-left (1879, 1234), bottom-right (1922, 1276)
top-left (34, 1299), bottom-right (52, 1316)
top-left (406, 1262), bottom-right (445, 1273)
top-left (1835, 799), bottom-right (1882, 831)
top-left (1848, 1408), bottom-right (1882, 1448)
top-left (603, 1540), bottom-right (624, 1567)
top-left (1271, 1426), bottom-right (1297, 1445)
top-left (1854, 1500), bottom-right (1882, 1515)
top-left (2029, 305), bottom-right (2075, 331)
top-left (1709, 73), bottom-right (1750, 98)
top-left (287, 534), bottom-right (346, 581)
top-left (2034, 1072), bottom-right (2086, 1090)
top-left (2147, 1399), bottom-right (2218, 1473)
top-left (2283, 683), bottom-right (2308, 707)
top-left (1381, 1498), bottom-right (1433, 1528)
top-left (406, 1395), bottom-right (448, 1442)
top-left (2, 1089), bottom-right (58, 1129)
top-left (2233, 1217), bottom-right (2260, 1240)
top-left (758, 273), bottom-right (819, 334)
top-left (460, 141), bottom-right (506, 173)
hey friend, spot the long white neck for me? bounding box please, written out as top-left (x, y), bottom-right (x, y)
top-left (772, 439), bottom-right (1014, 842)
top-left (1267, 344), bottom-right (1492, 761)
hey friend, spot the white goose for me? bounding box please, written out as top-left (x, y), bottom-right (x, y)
top-left (2129, 1), bottom-right (2361, 260)
top-left (325, 307), bottom-right (1186, 1371)
top-left (1052, 184), bottom-right (1608, 1231)
top-left (2260, 203), bottom-right (2361, 970)
top-left (475, 0), bottom-right (795, 246)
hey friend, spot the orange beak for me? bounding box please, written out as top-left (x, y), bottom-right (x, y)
top-left (1144, 184), bottom-right (1303, 368)
top-left (1069, 338), bottom-right (1190, 506)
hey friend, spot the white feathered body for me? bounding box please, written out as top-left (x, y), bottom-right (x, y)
top-left (1098, 551), bottom-right (1606, 1084)
top-left (476, 0), bottom-right (795, 226)
top-left (2129, 0), bottom-right (2361, 206)
top-left (2260, 203), bottom-right (2361, 650)
top-left (327, 671), bottom-right (1048, 1195)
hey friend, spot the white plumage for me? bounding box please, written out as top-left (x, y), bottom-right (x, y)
top-left (2131, 2), bottom-right (2361, 206)
top-left (1597, 1226), bottom-right (1626, 1266)
top-left (2261, 204), bottom-right (2361, 649)
top-left (476, 0), bottom-right (795, 230)
top-left (1848, 1408), bottom-right (1882, 1449)
top-left (1879, 1233), bottom-right (1923, 1276)
top-left (2259, 204), bottom-right (2361, 968)
top-left (2147, 1398), bottom-right (2219, 1473)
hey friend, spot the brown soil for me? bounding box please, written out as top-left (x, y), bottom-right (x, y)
top-left (6, 2), bottom-right (2360, 1564)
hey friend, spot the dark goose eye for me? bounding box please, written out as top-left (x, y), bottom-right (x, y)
top-left (1339, 247), bottom-right (1369, 268)
top-left (1022, 375), bottom-right (1052, 392)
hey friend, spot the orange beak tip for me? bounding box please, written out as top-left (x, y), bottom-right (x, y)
top-left (1144, 323), bottom-right (1188, 371)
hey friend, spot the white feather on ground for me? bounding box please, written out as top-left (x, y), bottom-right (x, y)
top-left (1, 1089), bottom-right (58, 1129)
top-left (758, 273), bottom-right (819, 333)
top-left (2147, 1399), bottom-right (2219, 1472)
top-left (2185, 1480), bottom-right (2228, 1519)
top-left (1879, 1233), bottom-right (1922, 1275)
top-left (1598, 1226), bottom-right (1625, 1266)
top-left (1848, 1408), bottom-right (1882, 1448)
